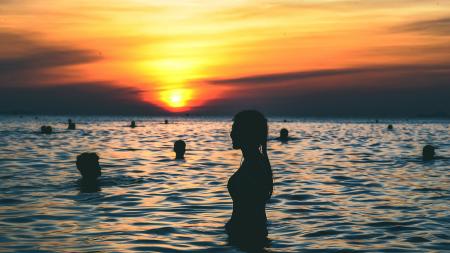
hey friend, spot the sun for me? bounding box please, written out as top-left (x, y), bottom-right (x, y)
top-left (170, 93), bottom-right (182, 106)
top-left (160, 88), bottom-right (193, 111)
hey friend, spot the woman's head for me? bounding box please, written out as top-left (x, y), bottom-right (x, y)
top-left (231, 110), bottom-right (268, 149)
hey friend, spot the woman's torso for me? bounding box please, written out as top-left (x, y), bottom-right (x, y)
top-left (227, 156), bottom-right (273, 234)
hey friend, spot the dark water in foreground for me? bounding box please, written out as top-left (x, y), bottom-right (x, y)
top-left (0, 116), bottom-right (449, 252)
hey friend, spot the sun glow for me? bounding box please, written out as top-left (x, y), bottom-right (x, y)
top-left (137, 56), bottom-right (206, 110)
top-left (150, 58), bottom-right (202, 85)
top-left (160, 88), bottom-right (193, 110)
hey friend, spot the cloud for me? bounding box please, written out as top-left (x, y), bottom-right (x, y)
top-left (0, 32), bottom-right (101, 75)
top-left (205, 0), bottom-right (437, 22)
top-left (394, 17), bottom-right (450, 36)
top-left (0, 82), bottom-right (164, 115)
top-left (0, 48), bottom-right (101, 74)
top-left (195, 64), bottom-right (450, 117)
top-left (0, 31), bottom-right (164, 115)
top-left (0, 31), bottom-right (101, 85)
top-left (210, 68), bottom-right (364, 86)
top-left (365, 43), bottom-right (450, 57)
top-left (209, 64), bottom-right (450, 87)
top-left (0, 32), bottom-right (34, 48)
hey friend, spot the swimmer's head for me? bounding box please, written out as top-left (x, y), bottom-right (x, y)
top-left (76, 152), bottom-right (101, 181)
top-left (68, 121), bottom-right (76, 130)
top-left (174, 140), bottom-right (186, 159)
top-left (422, 145), bottom-right (436, 161)
top-left (387, 124), bottom-right (393, 130)
top-left (41, 125), bottom-right (52, 134)
top-left (280, 128), bottom-right (289, 140)
top-left (130, 120), bottom-right (136, 128)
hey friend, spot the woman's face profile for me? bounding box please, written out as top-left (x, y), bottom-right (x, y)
top-left (230, 122), bottom-right (241, 149)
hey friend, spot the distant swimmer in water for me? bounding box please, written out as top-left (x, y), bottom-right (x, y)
top-left (67, 119), bottom-right (76, 130)
top-left (76, 152), bottom-right (101, 192)
top-left (387, 124), bottom-right (393, 130)
top-left (422, 145), bottom-right (436, 161)
top-left (226, 110), bottom-right (273, 250)
top-left (40, 125), bottom-right (52, 134)
top-left (174, 140), bottom-right (186, 160)
top-left (276, 128), bottom-right (290, 142)
top-left (164, 119), bottom-right (169, 124)
top-left (273, 128), bottom-right (297, 142)
top-left (130, 120), bottom-right (136, 128)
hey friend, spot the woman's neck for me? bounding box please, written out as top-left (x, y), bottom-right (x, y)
top-left (241, 145), bottom-right (261, 160)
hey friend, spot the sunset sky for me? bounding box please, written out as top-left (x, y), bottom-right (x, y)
top-left (1, 0), bottom-right (449, 116)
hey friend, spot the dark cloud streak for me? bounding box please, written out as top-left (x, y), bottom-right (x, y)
top-left (0, 49), bottom-right (101, 74)
top-left (394, 17), bottom-right (450, 36)
top-left (0, 83), bottom-right (164, 115)
top-left (210, 64), bottom-right (450, 87)
top-left (0, 31), bottom-right (101, 76)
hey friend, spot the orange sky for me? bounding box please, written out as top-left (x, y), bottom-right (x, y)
top-left (1, 0), bottom-right (449, 112)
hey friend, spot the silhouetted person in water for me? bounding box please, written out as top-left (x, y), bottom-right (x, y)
top-left (164, 119), bottom-right (169, 124)
top-left (130, 120), bottom-right (136, 128)
top-left (276, 128), bottom-right (289, 142)
top-left (76, 152), bottom-right (101, 192)
top-left (387, 124), bottom-right (393, 130)
top-left (40, 125), bottom-right (52, 134)
top-left (174, 140), bottom-right (186, 160)
top-left (67, 119), bottom-right (76, 130)
top-left (422, 145), bottom-right (436, 161)
top-left (226, 110), bottom-right (273, 250)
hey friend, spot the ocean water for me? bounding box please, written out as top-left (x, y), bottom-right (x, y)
top-left (0, 116), bottom-right (449, 253)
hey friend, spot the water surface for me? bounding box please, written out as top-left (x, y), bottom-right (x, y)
top-left (0, 116), bottom-right (449, 252)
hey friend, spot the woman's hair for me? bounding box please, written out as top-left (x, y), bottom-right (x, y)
top-left (233, 110), bottom-right (268, 148)
top-left (233, 110), bottom-right (273, 197)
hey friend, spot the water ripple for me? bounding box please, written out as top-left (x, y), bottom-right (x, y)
top-left (0, 116), bottom-right (449, 252)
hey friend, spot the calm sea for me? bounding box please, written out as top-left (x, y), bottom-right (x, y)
top-left (0, 116), bottom-right (449, 252)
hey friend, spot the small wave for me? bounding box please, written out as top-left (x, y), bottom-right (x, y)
top-left (0, 198), bottom-right (24, 205)
top-left (143, 227), bottom-right (177, 235)
top-left (303, 229), bottom-right (341, 237)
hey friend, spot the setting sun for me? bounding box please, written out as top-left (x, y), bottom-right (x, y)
top-left (160, 88), bottom-right (193, 111)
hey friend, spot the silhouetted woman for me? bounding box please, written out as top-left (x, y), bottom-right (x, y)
top-left (226, 110), bottom-right (273, 248)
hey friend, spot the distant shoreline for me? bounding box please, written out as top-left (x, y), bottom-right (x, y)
top-left (1, 112), bottom-right (449, 121)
